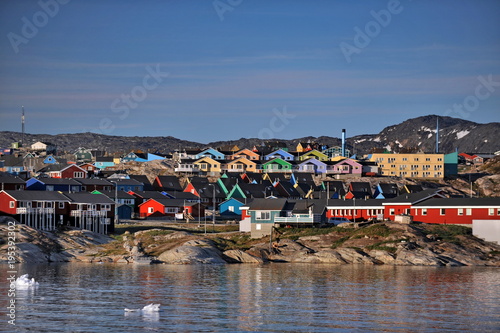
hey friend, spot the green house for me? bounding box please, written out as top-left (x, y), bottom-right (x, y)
top-left (261, 158), bottom-right (293, 172)
top-left (297, 150), bottom-right (329, 161)
top-left (243, 198), bottom-right (289, 238)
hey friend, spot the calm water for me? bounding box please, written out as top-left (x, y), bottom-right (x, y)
top-left (1, 263), bottom-right (499, 332)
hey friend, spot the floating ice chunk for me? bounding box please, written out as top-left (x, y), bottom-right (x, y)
top-left (15, 274), bottom-right (39, 289)
top-left (142, 303), bottom-right (161, 312)
top-left (124, 303), bottom-right (160, 313)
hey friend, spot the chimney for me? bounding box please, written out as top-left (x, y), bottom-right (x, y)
top-left (341, 129), bottom-right (346, 157)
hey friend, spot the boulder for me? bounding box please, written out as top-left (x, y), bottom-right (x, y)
top-left (158, 239), bottom-right (227, 264)
top-left (223, 250), bottom-right (264, 263)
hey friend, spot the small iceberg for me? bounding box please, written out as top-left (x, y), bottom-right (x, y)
top-left (15, 274), bottom-right (39, 289)
top-left (124, 303), bottom-right (161, 313)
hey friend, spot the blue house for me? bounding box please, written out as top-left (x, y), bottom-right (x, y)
top-left (109, 178), bottom-right (144, 192)
top-left (121, 152), bottom-right (148, 163)
top-left (43, 155), bottom-right (58, 164)
top-left (196, 148), bottom-right (226, 160)
top-left (264, 149), bottom-right (294, 161)
top-left (26, 178), bottom-right (82, 192)
top-left (219, 198), bottom-right (244, 218)
top-left (146, 153), bottom-right (166, 162)
top-left (94, 157), bottom-right (115, 169)
top-left (242, 198), bottom-right (290, 238)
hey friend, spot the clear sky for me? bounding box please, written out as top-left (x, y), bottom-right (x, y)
top-left (0, 0), bottom-right (499, 143)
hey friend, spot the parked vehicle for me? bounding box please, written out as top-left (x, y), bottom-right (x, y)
top-left (327, 217), bottom-right (351, 225)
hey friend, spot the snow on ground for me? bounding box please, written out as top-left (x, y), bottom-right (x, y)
top-left (456, 130), bottom-right (470, 139)
top-left (373, 137), bottom-right (381, 142)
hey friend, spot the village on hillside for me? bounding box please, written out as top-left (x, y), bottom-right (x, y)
top-left (1, 137), bottom-right (499, 241)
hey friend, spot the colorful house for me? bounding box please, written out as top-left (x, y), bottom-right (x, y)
top-left (196, 148), bottom-right (226, 160)
top-left (261, 158), bottom-right (293, 173)
top-left (326, 159), bottom-right (362, 175)
top-left (138, 198), bottom-right (204, 219)
top-left (38, 164), bottom-right (87, 179)
top-left (264, 149), bottom-right (294, 161)
top-left (26, 178), bottom-right (82, 192)
top-left (219, 198), bottom-right (244, 218)
top-left (226, 157), bottom-right (258, 173)
top-left (0, 172), bottom-right (26, 190)
top-left (193, 156), bottom-right (222, 174)
top-left (298, 150), bottom-right (329, 162)
top-left (230, 149), bottom-right (260, 161)
top-left (326, 199), bottom-right (385, 222)
top-left (297, 158), bottom-right (327, 174)
top-left (382, 189), bottom-right (447, 220)
top-left (43, 155), bottom-right (58, 164)
top-left (94, 157), bottom-right (115, 169)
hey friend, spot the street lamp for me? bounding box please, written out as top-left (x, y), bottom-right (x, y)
top-left (208, 184), bottom-right (216, 231)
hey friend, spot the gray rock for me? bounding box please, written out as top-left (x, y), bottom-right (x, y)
top-left (158, 239), bottom-right (227, 264)
top-left (223, 250), bottom-right (263, 263)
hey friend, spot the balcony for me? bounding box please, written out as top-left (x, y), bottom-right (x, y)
top-left (274, 215), bottom-right (317, 224)
top-left (16, 207), bottom-right (54, 214)
top-left (71, 210), bottom-right (106, 217)
top-left (175, 165), bottom-right (200, 173)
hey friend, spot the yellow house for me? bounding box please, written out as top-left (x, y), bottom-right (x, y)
top-left (226, 157), bottom-right (258, 173)
top-left (298, 150), bottom-right (329, 161)
top-left (193, 156), bottom-right (221, 173)
top-left (367, 153), bottom-right (445, 179)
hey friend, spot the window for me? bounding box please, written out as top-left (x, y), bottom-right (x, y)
top-left (101, 204), bottom-right (111, 211)
top-left (74, 172), bottom-right (84, 178)
top-left (9, 201), bottom-right (15, 208)
top-left (498, 209), bottom-right (500, 216)
top-left (256, 224), bottom-right (262, 230)
top-left (489, 208), bottom-right (495, 216)
top-left (389, 208), bottom-right (395, 215)
top-left (228, 206), bottom-right (235, 212)
top-left (256, 211), bottom-right (270, 220)
top-left (37, 202), bottom-right (43, 208)
top-left (405, 209), bottom-right (410, 214)
top-left (165, 207), bottom-right (177, 213)
top-left (440, 208), bottom-right (446, 216)
top-left (46, 202), bottom-right (53, 208)
top-left (46, 185), bottom-right (54, 191)
top-left (466, 208), bottom-right (472, 216)
top-left (422, 209), bottom-right (427, 216)
top-left (81, 186), bottom-right (87, 191)
top-left (458, 208), bottom-right (463, 216)
top-left (148, 207), bottom-right (154, 214)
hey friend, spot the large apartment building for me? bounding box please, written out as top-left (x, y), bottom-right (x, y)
top-left (366, 153), bottom-right (457, 179)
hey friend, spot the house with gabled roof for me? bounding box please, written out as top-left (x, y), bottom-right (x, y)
top-left (261, 158), bottom-right (293, 173)
top-left (323, 181), bottom-right (346, 199)
top-left (37, 164), bottom-right (87, 179)
top-left (196, 148), bottom-right (226, 160)
top-left (31, 141), bottom-right (57, 154)
top-left (94, 156), bottom-right (115, 169)
top-left (345, 182), bottom-right (373, 199)
top-left (230, 149), bottom-right (260, 161)
top-left (43, 155), bottom-right (58, 164)
top-left (79, 163), bottom-right (98, 174)
top-left (193, 156), bottom-right (222, 174)
top-left (138, 198), bottom-right (204, 219)
top-left (63, 192), bottom-right (116, 233)
top-left (297, 158), bottom-right (327, 174)
top-left (264, 149), bottom-right (294, 161)
top-left (121, 151), bottom-right (148, 163)
top-left (26, 177), bottom-right (82, 192)
top-left (74, 147), bottom-right (93, 163)
top-left (241, 172), bottom-right (265, 184)
top-left (298, 150), bottom-right (329, 162)
top-left (226, 182), bottom-right (277, 200)
top-left (226, 157), bottom-right (258, 173)
top-left (382, 189), bottom-right (446, 220)
top-left (274, 181), bottom-right (302, 199)
top-left (0, 172), bottom-right (25, 190)
top-left (175, 159), bottom-right (201, 174)
top-left (373, 183), bottom-right (399, 199)
top-left (402, 184), bottom-right (424, 194)
top-left (219, 198), bottom-right (245, 218)
top-left (326, 158), bottom-right (362, 176)
top-left (322, 146), bottom-right (350, 158)
top-left (0, 190), bottom-right (70, 231)
top-left (75, 178), bottom-right (114, 192)
top-left (129, 175), bottom-right (155, 191)
top-left (153, 175), bottom-right (183, 193)
top-left (109, 178), bottom-right (144, 192)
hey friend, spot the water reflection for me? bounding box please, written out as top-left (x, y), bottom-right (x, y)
top-left (0, 263), bottom-right (498, 332)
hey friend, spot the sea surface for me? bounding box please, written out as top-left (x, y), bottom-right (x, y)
top-left (1, 263), bottom-right (499, 332)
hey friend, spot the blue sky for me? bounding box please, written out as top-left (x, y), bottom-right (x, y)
top-left (1, 0), bottom-right (499, 143)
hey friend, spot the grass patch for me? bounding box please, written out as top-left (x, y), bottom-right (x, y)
top-left (423, 225), bottom-right (471, 245)
top-left (331, 236), bottom-right (352, 249)
top-left (212, 233), bottom-right (255, 252)
top-left (353, 224), bottom-right (397, 238)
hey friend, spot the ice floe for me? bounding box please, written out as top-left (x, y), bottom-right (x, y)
top-left (15, 274), bottom-right (39, 289)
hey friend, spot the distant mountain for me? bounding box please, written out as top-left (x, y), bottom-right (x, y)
top-left (0, 115), bottom-right (498, 155)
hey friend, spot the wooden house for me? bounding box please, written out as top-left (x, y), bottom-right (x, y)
top-left (297, 158), bottom-right (327, 174)
top-left (0, 172), bottom-right (25, 190)
top-left (153, 175), bottom-right (183, 193)
top-left (298, 150), bottom-right (329, 162)
top-left (261, 158), bottom-right (293, 173)
top-left (196, 148), bottom-right (226, 160)
top-left (26, 177), bottom-right (82, 192)
top-left (94, 157), bottom-right (115, 169)
top-left (345, 182), bottom-right (373, 199)
top-left (226, 157), bottom-right (258, 173)
top-left (0, 190), bottom-right (70, 231)
top-left (373, 183), bottom-right (399, 199)
top-left (193, 157), bottom-right (222, 174)
top-left (230, 149), bottom-right (260, 161)
top-left (264, 149), bottom-right (294, 161)
top-left (219, 198), bottom-right (245, 218)
top-left (75, 178), bottom-right (114, 192)
top-left (326, 159), bottom-right (362, 176)
top-left (63, 192), bottom-right (116, 233)
top-left (326, 199), bottom-right (385, 222)
top-left (382, 189), bottom-right (446, 220)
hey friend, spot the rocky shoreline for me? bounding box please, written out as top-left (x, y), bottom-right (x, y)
top-left (1, 218), bottom-right (499, 267)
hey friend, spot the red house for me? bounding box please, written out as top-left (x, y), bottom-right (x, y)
top-left (326, 199), bottom-right (384, 221)
top-left (138, 198), bottom-right (204, 219)
top-left (40, 164), bottom-right (88, 179)
top-left (411, 198), bottom-right (500, 224)
top-left (382, 189), bottom-right (446, 221)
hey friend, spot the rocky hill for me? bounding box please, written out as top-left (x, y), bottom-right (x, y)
top-left (1, 115), bottom-right (499, 154)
